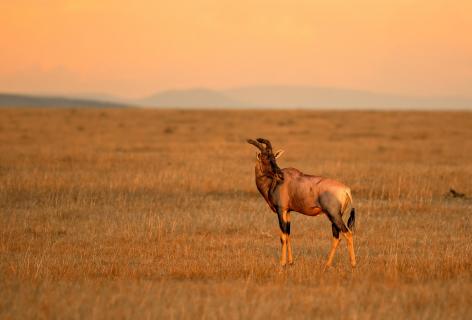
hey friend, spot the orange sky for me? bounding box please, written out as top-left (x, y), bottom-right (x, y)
top-left (1, 0), bottom-right (471, 98)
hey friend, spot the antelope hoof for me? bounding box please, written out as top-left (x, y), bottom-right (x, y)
top-left (278, 263), bottom-right (287, 273)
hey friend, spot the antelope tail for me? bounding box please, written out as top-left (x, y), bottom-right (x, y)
top-left (347, 208), bottom-right (356, 232)
top-left (344, 190), bottom-right (355, 232)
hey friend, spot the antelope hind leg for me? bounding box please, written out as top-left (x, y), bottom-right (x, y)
top-left (342, 231), bottom-right (356, 268)
top-left (324, 223), bottom-right (341, 270)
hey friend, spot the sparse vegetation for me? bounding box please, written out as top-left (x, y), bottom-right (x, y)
top-left (1, 108), bottom-right (472, 319)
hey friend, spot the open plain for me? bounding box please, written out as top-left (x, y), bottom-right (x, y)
top-left (1, 108), bottom-right (472, 319)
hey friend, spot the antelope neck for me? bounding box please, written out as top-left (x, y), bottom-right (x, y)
top-left (255, 162), bottom-right (276, 191)
top-left (255, 161), bottom-right (275, 179)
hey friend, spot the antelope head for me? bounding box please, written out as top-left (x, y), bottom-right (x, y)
top-left (247, 138), bottom-right (284, 181)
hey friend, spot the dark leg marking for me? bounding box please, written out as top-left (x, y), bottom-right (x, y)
top-left (326, 210), bottom-right (349, 233)
top-left (277, 209), bottom-right (289, 234)
top-left (331, 223), bottom-right (340, 239)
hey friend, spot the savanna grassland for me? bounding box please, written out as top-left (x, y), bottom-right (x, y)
top-left (1, 108), bottom-right (472, 319)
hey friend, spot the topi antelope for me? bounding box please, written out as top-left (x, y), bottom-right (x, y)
top-left (247, 138), bottom-right (356, 269)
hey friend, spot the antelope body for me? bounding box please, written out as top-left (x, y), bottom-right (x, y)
top-left (247, 138), bottom-right (356, 268)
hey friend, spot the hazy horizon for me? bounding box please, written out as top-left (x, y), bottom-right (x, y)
top-left (4, 83), bottom-right (472, 102)
top-left (1, 1), bottom-right (471, 101)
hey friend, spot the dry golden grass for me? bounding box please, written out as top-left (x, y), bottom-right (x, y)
top-left (1, 108), bottom-right (472, 319)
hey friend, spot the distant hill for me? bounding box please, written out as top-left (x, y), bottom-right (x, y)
top-left (0, 93), bottom-right (130, 108)
top-left (138, 88), bottom-right (241, 108)
top-left (226, 86), bottom-right (472, 109)
top-left (138, 86), bottom-right (472, 109)
top-left (3, 87), bottom-right (471, 109)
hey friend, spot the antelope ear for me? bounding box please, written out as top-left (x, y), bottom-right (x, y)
top-left (274, 150), bottom-right (285, 159)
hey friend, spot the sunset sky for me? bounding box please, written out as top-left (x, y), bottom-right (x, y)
top-left (1, 0), bottom-right (471, 98)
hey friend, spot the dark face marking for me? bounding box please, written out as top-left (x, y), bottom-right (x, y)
top-left (249, 138), bottom-right (284, 180)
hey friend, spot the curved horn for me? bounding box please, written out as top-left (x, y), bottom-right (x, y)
top-left (256, 138), bottom-right (273, 152)
top-left (247, 139), bottom-right (265, 151)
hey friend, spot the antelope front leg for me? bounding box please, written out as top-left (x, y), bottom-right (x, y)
top-left (277, 209), bottom-right (291, 266)
top-left (280, 232), bottom-right (287, 266)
